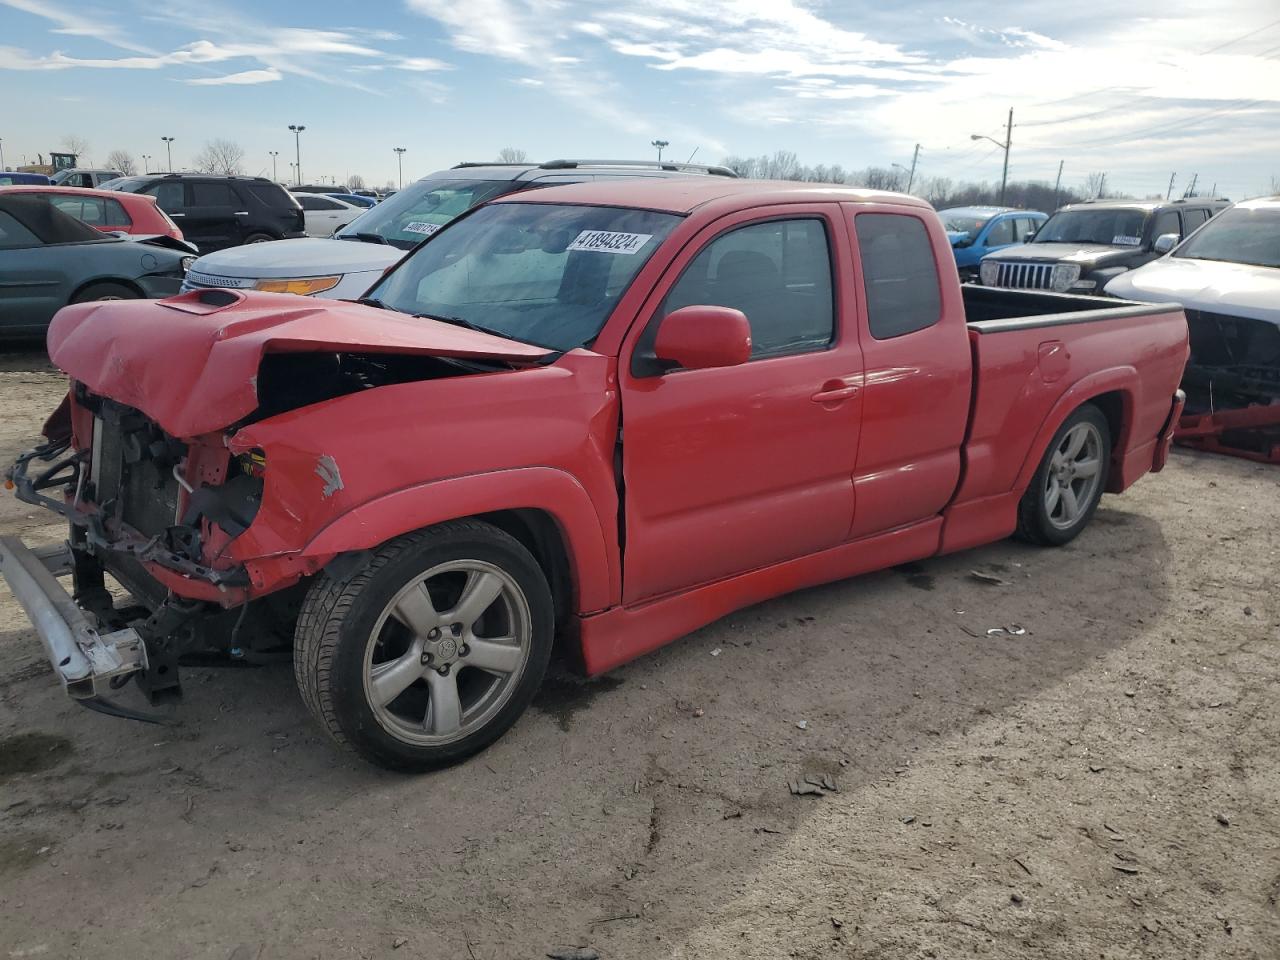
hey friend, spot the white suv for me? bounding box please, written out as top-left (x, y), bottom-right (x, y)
top-left (180, 160), bottom-right (736, 300)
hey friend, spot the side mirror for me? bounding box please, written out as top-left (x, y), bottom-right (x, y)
top-left (1023, 231), bottom-right (1036, 243)
top-left (654, 305), bottom-right (751, 371)
top-left (1153, 233), bottom-right (1180, 254)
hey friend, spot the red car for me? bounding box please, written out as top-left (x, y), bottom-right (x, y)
top-left (0, 184), bottom-right (185, 242)
top-left (1, 179), bottom-right (1188, 771)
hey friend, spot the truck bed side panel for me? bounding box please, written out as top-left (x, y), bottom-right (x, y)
top-left (956, 305), bottom-right (1188, 507)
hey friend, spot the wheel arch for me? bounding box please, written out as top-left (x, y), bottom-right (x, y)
top-left (69, 276), bottom-right (144, 303)
top-left (1013, 369), bottom-right (1137, 497)
top-left (298, 467), bottom-right (615, 618)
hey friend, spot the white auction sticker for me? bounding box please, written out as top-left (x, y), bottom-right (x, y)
top-left (404, 221), bottom-right (442, 236)
top-left (567, 230), bottom-right (653, 254)
top-left (1112, 235), bottom-right (1141, 246)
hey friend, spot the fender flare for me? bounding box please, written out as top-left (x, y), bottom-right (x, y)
top-left (1013, 366), bottom-right (1138, 494)
top-left (299, 466), bottom-right (615, 614)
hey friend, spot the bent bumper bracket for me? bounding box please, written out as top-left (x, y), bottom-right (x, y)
top-left (0, 535), bottom-right (147, 699)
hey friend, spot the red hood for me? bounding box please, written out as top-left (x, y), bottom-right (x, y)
top-left (47, 290), bottom-right (550, 437)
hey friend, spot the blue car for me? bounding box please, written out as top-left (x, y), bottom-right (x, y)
top-left (0, 172), bottom-right (53, 186)
top-left (938, 206), bottom-right (1047, 280)
top-left (330, 192), bottom-right (377, 208)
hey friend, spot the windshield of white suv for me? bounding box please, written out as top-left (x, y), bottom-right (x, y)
top-left (1173, 207), bottom-right (1279, 269)
top-left (1033, 208), bottom-right (1148, 246)
top-left (336, 179), bottom-right (513, 250)
top-left (368, 202), bottom-right (680, 351)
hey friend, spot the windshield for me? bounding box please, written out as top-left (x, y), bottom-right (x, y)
top-left (369, 202), bottom-right (680, 351)
top-left (939, 213), bottom-right (989, 237)
top-left (1034, 208), bottom-right (1148, 246)
top-left (1173, 207), bottom-right (1279, 269)
top-left (336, 178), bottom-right (514, 250)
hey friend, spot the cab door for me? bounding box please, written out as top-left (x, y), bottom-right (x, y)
top-left (843, 205), bottom-right (972, 539)
top-left (618, 205), bottom-right (864, 603)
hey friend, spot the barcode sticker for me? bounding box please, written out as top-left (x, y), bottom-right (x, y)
top-left (567, 230), bottom-right (653, 255)
top-left (1112, 235), bottom-right (1141, 246)
top-left (404, 221), bottom-right (442, 236)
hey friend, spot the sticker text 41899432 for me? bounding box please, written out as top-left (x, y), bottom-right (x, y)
top-left (566, 230), bottom-right (653, 255)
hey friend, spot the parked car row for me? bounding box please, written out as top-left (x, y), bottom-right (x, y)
top-left (181, 159), bottom-right (739, 299)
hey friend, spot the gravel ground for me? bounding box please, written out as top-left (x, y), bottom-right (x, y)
top-left (0, 347), bottom-right (1277, 960)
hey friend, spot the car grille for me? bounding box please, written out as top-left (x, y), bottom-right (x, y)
top-left (182, 270), bottom-right (256, 292)
top-left (988, 261), bottom-right (1054, 290)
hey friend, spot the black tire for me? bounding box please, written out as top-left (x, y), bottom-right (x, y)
top-left (1015, 403), bottom-right (1112, 546)
top-left (244, 233), bottom-right (276, 244)
top-left (71, 282), bottom-right (138, 303)
top-left (294, 520), bottom-right (554, 771)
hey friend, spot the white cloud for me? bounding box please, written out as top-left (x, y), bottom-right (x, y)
top-left (0, 0), bottom-right (151, 53)
top-left (186, 67), bottom-right (282, 85)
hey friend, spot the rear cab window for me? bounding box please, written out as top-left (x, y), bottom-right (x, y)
top-left (854, 213), bottom-right (942, 339)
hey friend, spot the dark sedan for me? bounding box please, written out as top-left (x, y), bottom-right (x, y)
top-left (0, 194), bottom-right (190, 339)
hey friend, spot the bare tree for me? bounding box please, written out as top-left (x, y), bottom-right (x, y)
top-left (104, 150), bottom-right (137, 176)
top-left (193, 139), bottom-right (246, 175)
top-left (496, 147), bottom-right (528, 163)
top-left (1083, 172), bottom-right (1107, 199)
top-left (383, 180), bottom-right (396, 192)
top-left (347, 174), bottom-right (366, 190)
top-left (1269, 175), bottom-right (1280, 196)
top-left (61, 134), bottom-right (91, 164)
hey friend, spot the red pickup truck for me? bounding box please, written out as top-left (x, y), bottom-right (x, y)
top-left (2, 179), bottom-right (1188, 771)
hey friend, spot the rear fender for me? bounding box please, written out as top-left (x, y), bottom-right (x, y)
top-left (298, 467), bottom-right (615, 614)
top-left (1013, 368), bottom-right (1137, 495)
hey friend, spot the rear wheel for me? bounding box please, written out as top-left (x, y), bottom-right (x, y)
top-left (294, 520), bottom-right (554, 771)
top-left (244, 233), bottom-right (275, 244)
top-left (72, 282), bottom-right (138, 303)
top-left (1015, 403), bottom-right (1111, 546)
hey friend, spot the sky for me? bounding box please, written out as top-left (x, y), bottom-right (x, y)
top-left (2, 0), bottom-right (1279, 199)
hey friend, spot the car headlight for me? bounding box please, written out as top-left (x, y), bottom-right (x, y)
top-left (254, 276), bottom-right (341, 296)
top-left (181, 256), bottom-right (195, 272)
top-left (979, 261), bottom-right (999, 285)
top-left (1069, 279), bottom-right (1097, 292)
top-left (1050, 263), bottom-right (1081, 292)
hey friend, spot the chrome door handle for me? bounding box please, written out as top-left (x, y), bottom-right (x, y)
top-left (234, 211), bottom-right (249, 216)
top-left (169, 212), bottom-right (185, 217)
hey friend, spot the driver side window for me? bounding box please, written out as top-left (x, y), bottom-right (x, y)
top-left (661, 219), bottom-right (834, 360)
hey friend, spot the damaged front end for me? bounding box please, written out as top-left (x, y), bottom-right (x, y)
top-left (1176, 310), bottom-right (1280, 464)
top-left (2, 289), bottom-right (551, 714)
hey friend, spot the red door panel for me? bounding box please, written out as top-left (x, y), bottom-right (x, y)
top-left (842, 204), bottom-right (973, 539)
top-left (619, 205), bottom-right (864, 603)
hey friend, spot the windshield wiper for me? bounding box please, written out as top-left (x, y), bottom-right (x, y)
top-left (338, 231), bottom-right (388, 245)
top-left (412, 312), bottom-right (490, 333)
top-left (355, 296), bottom-right (397, 311)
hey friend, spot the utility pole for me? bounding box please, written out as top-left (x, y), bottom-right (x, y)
top-left (1210, 182), bottom-right (1217, 197)
top-left (969, 109), bottom-right (1013, 206)
top-left (1166, 172), bottom-right (1176, 200)
top-left (288, 124), bottom-right (306, 185)
top-left (0, 138), bottom-right (5, 172)
top-left (1184, 173), bottom-right (1198, 198)
top-left (906, 142), bottom-right (920, 193)
top-left (1097, 172), bottom-right (1106, 199)
top-left (1052, 160), bottom-right (1064, 210)
top-left (161, 136), bottom-right (175, 172)
top-left (269, 151), bottom-right (279, 182)
top-left (393, 147), bottom-right (407, 189)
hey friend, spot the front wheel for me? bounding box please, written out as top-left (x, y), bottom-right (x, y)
top-left (1015, 403), bottom-right (1111, 546)
top-left (295, 520), bottom-right (554, 771)
top-left (244, 233), bottom-right (275, 244)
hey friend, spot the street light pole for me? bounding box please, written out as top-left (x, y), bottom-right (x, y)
top-left (288, 124), bottom-right (306, 185)
top-left (269, 151), bottom-right (279, 182)
top-left (161, 136), bottom-right (175, 172)
top-left (0, 138), bottom-right (6, 172)
top-left (970, 108), bottom-right (1013, 205)
top-left (141, 154), bottom-right (150, 174)
top-left (393, 147), bottom-right (406, 189)
top-left (650, 139), bottom-right (669, 163)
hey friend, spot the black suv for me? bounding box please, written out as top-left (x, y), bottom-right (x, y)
top-left (978, 197), bottom-right (1230, 294)
top-left (102, 174), bottom-right (305, 252)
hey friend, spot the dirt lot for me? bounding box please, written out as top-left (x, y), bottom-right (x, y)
top-left (0, 347), bottom-right (1277, 960)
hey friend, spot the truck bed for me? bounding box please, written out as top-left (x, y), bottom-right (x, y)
top-left (941, 286), bottom-right (1188, 552)
top-left (962, 284), bottom-right (1180, 330)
